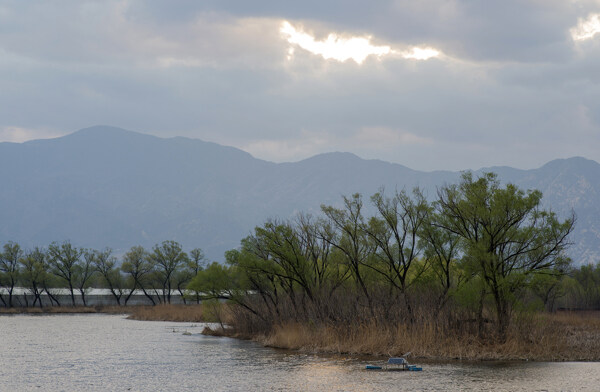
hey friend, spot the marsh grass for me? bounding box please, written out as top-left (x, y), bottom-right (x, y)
top-left (209, 310), bottom-right (600, 361)
top-left (7, 303), bottom-right (598, 360)
top-left (126, 304), bottom-right (206, 322)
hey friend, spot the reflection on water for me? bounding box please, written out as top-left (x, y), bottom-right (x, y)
top-left (1, 314), bottom-right (599, 391)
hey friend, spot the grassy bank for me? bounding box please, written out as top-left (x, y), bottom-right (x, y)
top-left (206, 311), bottom-right (600, 361)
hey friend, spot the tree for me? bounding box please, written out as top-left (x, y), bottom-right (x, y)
top-left (294, 214), bottom-right (351, 309)
top-left (187, 248), bottom-right (206, 303)
top-left (253, 220), bottom-right (316, 316)
top-left (47, 241), bottom-right (83, 306)
top-left (20, 247), bottom-right (48, 308)
top-left (565, 263), bottom-right (600, 310)
top-left (149, 241), bottom-right (189, 304)
top-left (188, 261), bottom-right (232, 300)
top-left (529, 270), bottom-right (565, 312)
top-left (76, 250), bottom-right (97, 306)
top-left (121, 246), bottom-right (155, 305)
top-left (92, 248), bottom-right (125, 305)
top-left (321, 194), bottom-right (376, 317)
top-left (0, 242), bottom-right (23, 307)
top-left (189, 248), bottom-right (206, 276)
top-left (188, 261), bottom-right (243, 328)
top-left (419, 211), bottom-right (463, 315)
top-left (364, 188), bottom-right (430, 321)
top-left (435, 172), bottom-right (575, 338)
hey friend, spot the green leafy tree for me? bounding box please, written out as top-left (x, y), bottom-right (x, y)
top-left (149, 241), bottom-right (189, 304)
top-left (529, 270), bottom-right (566, 312)
top-left (20, 247), bottom-right (48, 308)
top-left (0, 242), bottom-right (23, 307)
top-left (188, 262), bottom-right (232, 299)
top-left (121, 246), bottom-right (155, 305)
top-left (436, 172), bottom-right (575, 338)
top-left (565, 263), bottom-right (600, 309)
top-left (188, 261), bottom-right (240, 327)
top-left (47, 241), bottom-right (83, 306)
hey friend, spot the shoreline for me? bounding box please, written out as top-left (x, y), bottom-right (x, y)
top-left (200, 327), bottom-right (600, 363)
top-left (0, 304), bottom-right (205, 322)
top-left (199, 310), bottom-right (600, 362)
top-left (4, 305), bottom-right (600, 362)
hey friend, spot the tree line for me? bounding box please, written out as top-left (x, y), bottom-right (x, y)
top-left (3, 172), bottom-right (600, 340)
top-left (189, 172), bottom-right (588, 340)
top-left (0, 240), bottom-right (205, 308)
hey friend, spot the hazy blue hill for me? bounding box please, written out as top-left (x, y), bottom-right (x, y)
top-left (0, 126), bottom-right (277, 257)
top-left (267, 152), bottom-right (458, 216)
top-left (1, 126), bottom-right (599, 263)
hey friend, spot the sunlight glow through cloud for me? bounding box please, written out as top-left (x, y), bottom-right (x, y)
top-left (571, 13), bottom-right (600, 41)
top-left (280, 21), bottom-right (392, 64)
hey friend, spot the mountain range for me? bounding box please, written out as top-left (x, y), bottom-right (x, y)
top-left (1, 126), bottom-right (598, 264)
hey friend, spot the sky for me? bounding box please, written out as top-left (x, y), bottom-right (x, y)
top-left (1, 1), bottom-right (600, 171)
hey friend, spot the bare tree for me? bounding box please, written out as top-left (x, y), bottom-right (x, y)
top-left (183, 248), bottom-right (206, 303)
top-left (47, 241), bottom-right (83, 306)
top-left (92, 248), bottom-right (125, 305)
top-left (364, 188), bottom-right (430, 321)
top-left (76, 250), bottom-right (97, 306)
top-left (321, 194), bottom-right (376, 318)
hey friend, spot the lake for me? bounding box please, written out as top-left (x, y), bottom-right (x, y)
top-left (1, 314), bottom-right (599, 391)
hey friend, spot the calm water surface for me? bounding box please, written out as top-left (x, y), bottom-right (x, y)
top-left (1, 314), bottom-right (599, 391)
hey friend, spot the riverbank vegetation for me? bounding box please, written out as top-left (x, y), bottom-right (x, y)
top-left (190, 172), bottom-right (600, 360)
top-left (3, 172), bottom-right (600, 360)
top-left (0, 241), bottom-right (206, 307)
top-left (126, 304), bottom-right (207, 322)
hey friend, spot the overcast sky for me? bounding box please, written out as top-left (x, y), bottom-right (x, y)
top-left (1, 1), bottom-right (600, 171)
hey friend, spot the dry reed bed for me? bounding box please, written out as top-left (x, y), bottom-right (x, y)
top-left (126, 304), bottom-right (206, 322)
top-left (219, 312), bottom-right (600, 361)
top-left (6, 304), bottom-right (599, 360)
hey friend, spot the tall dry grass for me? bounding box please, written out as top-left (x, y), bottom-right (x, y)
top-left (216, 310), bottom-right (600, 361)
top-left (126, 304), bottom-right (207, 322)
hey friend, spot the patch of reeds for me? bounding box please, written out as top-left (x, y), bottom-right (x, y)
top-left (126, 304), bottom-right (206, 322)
top-left (257, 312), bottom-right (600, 361)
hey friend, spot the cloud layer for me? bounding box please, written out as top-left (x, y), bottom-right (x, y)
top-left (1, 0), bottom-right (600, 170)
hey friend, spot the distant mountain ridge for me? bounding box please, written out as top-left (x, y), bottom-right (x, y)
top-left (1, 126), bottom-right (598, 264)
